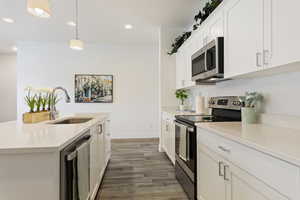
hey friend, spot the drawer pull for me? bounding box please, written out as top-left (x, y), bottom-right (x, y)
top-left (218, 161), bottom-right (224, 177)
top-left (218, 146), bottom-right (231, 153)
top-left (224, 165), bottom-right (230, 181)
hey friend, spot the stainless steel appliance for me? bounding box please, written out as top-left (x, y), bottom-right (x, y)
top-left (60, 131), bottom-right (91, 200)
top-left (174, 96), bottom-right (242, 200)
top-left (192, 37), bottom-right (224, 83)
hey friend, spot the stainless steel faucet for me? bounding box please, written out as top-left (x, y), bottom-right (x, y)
top-left (50, 87), bottom-right (71, 120)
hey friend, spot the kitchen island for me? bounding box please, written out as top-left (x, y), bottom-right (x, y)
top-left (0, 113), bottom-right (111, 200)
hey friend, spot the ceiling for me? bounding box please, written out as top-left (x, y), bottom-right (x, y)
top-left (0, 0), bottom-right (200, 53)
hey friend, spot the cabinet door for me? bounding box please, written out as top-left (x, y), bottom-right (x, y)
top-left (169, 120), bottom-right (176, 165)
top-left (226, 161), bottom-right (289, 200)
top-left (264, 0), bottom-right (300, 69)
top-left (176, 50), bottom-right (185, 89)
top-left (197, 143), bottom-right (226, 200)
top-left (104, 120), bottom-right (111, 164)
top-left (161, 119), bottom-right (168, 151)
top-left (89, 126), bottom-right (99, 198)
top-left (98, 123), bottom-right (105, 176)
top-left (224, 0), bottom-right (264, 78)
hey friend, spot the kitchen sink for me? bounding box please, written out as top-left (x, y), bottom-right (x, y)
top-left (49, 118), bottom-right (93, 125)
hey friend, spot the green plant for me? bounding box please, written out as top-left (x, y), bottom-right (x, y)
top-left (41, 94), bottom-right (49, 111)
top-left (175, 90), bottom-right (188, 105)
top-left (48, 94), bottom-right (61, 111)
top-left (25, 90), bottom-right (36, 113)
top-left (35, 94), bottom-right (43, 112)
top-left (168, 31), bottom-right (192, 55)
top-left (193, 0), bottom-right (223, 30)
top-left (239, 92), bottom-right (263, 108)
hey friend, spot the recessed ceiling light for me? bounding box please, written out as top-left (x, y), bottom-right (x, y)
top-left (67, 21), bottom-right (76, 27)
top-left (12, 46), bottom-right (18, 52)
top-left (27, 0), bottom-right (51, 18)
top-left (1, 18), bottom-right (15, 23)
top-left (124, 24), bottom-right (133, 30)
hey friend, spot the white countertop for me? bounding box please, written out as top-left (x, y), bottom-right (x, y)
top-left (162, 106), bottom-right (208, 116)
top-left (0, 113), bottom-right (109, 154)
top-left (196, 122), bottom-right (300, 167)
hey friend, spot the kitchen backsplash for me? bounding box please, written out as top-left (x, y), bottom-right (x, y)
top-left (187, 68), bottom-right (300, 116)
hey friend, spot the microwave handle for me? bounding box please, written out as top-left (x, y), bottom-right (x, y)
top-left (204, 50), bottom-right (208, 72)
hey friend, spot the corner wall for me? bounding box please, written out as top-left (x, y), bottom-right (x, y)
top-left (0, 54), bottom-right (17, 122)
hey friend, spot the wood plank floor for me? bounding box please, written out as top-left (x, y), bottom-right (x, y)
top-left (96, 139), bottom-right (189, 200)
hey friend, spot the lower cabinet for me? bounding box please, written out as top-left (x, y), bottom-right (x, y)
top-left (198, 141), bottom-right (291, 200)
top-left (161, 116), bottom-right (175, 165)
top-left (198, 144), bottom-right (226, 200)
top-left (90, 120), bottom-right (110, 200)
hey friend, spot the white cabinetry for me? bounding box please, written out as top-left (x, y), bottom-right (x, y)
top-left (161, 112), bottom-right (175, 164)
top-left (224, 0), bottom-right (264, 78)
top-left (197, 128), bottom-right (300, 200)
top-left (90, 122), bottom-right (105, 200)
top-left (224, 0), bottom-right (300, 78)
top-left (264, 0), bottom-right (300, 69)
top-left (90, 119), bottom-right (111, 200)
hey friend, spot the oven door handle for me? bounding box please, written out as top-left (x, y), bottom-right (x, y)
top-left (174, 122), bottom-right (194, 132)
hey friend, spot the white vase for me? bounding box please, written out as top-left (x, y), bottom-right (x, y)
top-left (179, 105), bottom-right (185, 111)
top-left (241, 107), bottom-right (257, 124)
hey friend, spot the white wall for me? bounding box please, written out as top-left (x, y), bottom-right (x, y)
top-left (159, 27), bottom-right (183, 108)
top-left (0, 54), bottom-right (17, 122)
top-left (188, 69), bottom-right (300, 116)
top-left (17, 43), bottom-right (159, 139)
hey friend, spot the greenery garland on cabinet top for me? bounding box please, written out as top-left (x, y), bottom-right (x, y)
top-left (168, 0), bottom-right (223, 55)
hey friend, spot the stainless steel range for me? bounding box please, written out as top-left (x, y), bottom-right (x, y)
top-left (174, 96), bottom-right (242, 200)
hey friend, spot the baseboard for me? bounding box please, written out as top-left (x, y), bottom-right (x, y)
top-left (112, 138), bottom-right (159, 143)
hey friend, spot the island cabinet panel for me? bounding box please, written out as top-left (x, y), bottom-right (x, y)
top-left (197, 127), bottom-right (300, 200)
top-left (90, 122), bottom-right (105, 200)
top-left (0, 152), bottom-right (60, 200)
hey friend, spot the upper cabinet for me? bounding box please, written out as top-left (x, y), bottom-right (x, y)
top-left (224, 0), bottom-right (300, 78)
top-left (176, 0), bottom-right (300, 84)
top-left (224, 0), bottom-right (264, 78)
top-left (264, 0), bottom-right (300, 69)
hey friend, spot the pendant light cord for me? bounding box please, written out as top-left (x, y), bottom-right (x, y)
top-left (75, 0), bottom-right (79, 40)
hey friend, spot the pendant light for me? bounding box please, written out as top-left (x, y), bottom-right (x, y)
top-left (70, 0), bottom-right (83, 50)
top-left (27, 0), bottom-right (51, 18)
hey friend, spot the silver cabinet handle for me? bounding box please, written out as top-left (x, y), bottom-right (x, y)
top-left (98, 124), bottom-right (103, 135)
top-left (224, 165), bottom-right (230, 181)
top-left (166, 124), bottom-right (169, 132)
top-left (218, 161), bottom-right (224, 177)
top-left (256, 52), bottom-right (262, 67)
top-left (218, 146), bottom-right (231, 153)
top-left (263, 49), bottom-right (269, 65)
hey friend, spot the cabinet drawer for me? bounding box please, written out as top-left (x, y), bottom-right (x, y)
top-left (197, 127), bottom-right (300, 199)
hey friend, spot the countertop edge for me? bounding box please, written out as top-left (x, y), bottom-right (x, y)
top-left (196, 122), bottom-right (300, 167)
top-left (0, 113), bottom-right (109, 154)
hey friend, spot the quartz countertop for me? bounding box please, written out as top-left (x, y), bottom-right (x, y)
top-left (0, 113), bottom-right (109, 154)
top-left (162, 106), bottom-right (209, 116)
top-left (196, 122), bottom-right (300, 167)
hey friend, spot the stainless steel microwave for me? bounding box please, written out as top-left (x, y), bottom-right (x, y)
top-left (192, 37), bottom-right (224, 82)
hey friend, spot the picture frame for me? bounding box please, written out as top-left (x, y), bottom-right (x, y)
top-left (75, 74), bottom-right (113, 103)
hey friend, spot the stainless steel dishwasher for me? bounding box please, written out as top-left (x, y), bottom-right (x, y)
top-left (60, 131), bottom-right (91, 200)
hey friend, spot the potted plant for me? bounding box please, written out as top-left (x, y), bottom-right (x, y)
top-left (175, 89), bottom-right (188, 111)
top-left (239, 92), bottom-right (263, 124)
top-left (25, 90), bottom-right (36, 113)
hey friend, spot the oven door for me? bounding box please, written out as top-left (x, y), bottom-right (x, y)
top-left (175, 121), bottom-right (196, 180)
